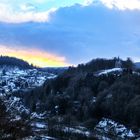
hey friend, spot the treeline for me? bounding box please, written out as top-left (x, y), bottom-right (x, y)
top-left (42, 67), bottom-right (68, 75)
top-left (66, 57), bottom-right (134, 74)
top-left (21, 58), bottom-right (139, 134)
top-left (0, 56), bottom-right (33, 69)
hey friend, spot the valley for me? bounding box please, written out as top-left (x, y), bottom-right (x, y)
top-left (0, 58), bottom-right (140, 140)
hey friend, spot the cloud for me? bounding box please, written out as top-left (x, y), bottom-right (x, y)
top-left (83, 0), bottom-right (93, 6)
top-left (0, 2), bottom-right (140, 64)
top-left (0, 0), bottom-right (140, 24)
top-left (20, 3), bottom-right (37, 12)
top-left (0, 45), bottom-right (69, 67)
top-left (0, 3), bottom-right (57, 23)
top-left (0, 0), bottom-right (90, 23)
top-left (100, 0), bottom-right (140, 10)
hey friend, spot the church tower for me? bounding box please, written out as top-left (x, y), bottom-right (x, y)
top-left (115, 57), bottom-right (122, 68)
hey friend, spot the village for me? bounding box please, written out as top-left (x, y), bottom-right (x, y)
top-left (0, 67), bottom-right (56, 96)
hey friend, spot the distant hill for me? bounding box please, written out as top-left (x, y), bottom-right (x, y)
top-left (42, 67), bottom-right (68, 74)
top-left (0, 56), bottom-right (33, 69)
top-left (63, 58), bottom-right (134, 75)
top-left (135, 62), bottom-right (140, 69)
top-left (23, 58), bottom-right (140, 132)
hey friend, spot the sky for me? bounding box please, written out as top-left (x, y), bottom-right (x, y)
top-left (0, 0), bottom-right (140, 67)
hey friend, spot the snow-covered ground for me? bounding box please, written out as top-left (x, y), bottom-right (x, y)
top-left (62, 126), bottom-right (90, 137)
top-left (0, 66), bottom-right (57, 128)
top-left (22, 135), bottom-right (56, 140)
top-left (95, 118), bottom-right (135, 139)
top-left (0, 67), bottom-right (56, 95)
top-left (0, 67), bottom-right (139, 140)
top-left (50, 118), bottom-right (137, 140)
top-left (31, 122), bottom-right (47, 129)
top-left (98, 68), bottom-right (122, 76)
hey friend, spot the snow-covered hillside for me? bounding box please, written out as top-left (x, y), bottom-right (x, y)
top-left (0, 66), bottom-right (57, 139)
top-left (0, 66), bottom-right (139, 140)
top-left (0, 67), bottom-right (56, 95)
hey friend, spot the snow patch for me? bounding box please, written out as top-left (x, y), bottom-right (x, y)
top-left (31, 122), bottom-right (47, 129)
top-left (95, 118), bottom-right (135, 138)
top-left (98, 68), bottom-right (122, 76)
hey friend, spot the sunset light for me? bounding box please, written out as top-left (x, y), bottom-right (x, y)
top-left (0, 0), bottom-right (140, 139)
top-left (0, 45), bottom-right (69, 67)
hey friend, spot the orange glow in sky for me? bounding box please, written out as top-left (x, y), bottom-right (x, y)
top-left (0, 45), bottom-right (70, 67)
